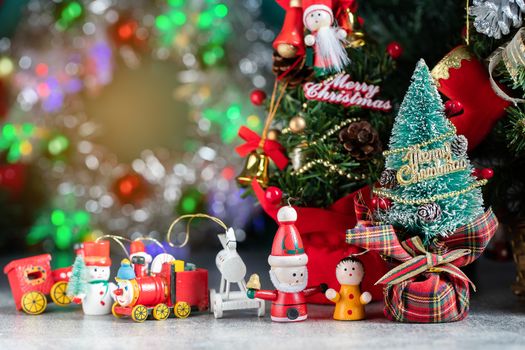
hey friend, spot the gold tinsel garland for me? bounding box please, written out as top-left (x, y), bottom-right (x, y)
top-left (373, 179), bottom-right (488, 205)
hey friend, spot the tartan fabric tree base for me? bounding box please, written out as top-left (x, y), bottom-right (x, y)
top-left (384, 272), bottom-right (470, 323)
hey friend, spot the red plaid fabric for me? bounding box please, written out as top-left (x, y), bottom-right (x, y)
top-left (346, 190), bottom-right (498, 323)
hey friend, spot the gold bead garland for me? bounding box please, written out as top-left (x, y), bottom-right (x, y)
top-left (383, 124), bottom-right (458, 156)
top-left (293, 159), bottom-right (366, 181)
top-left (373, 179), bottom-right (488, 205)
top-left (282, 117), bottom-right (360, 139)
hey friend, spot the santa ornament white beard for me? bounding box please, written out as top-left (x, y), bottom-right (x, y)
top-left (316, 25), bottom-right (350, 72)
top-left (269, 269), bottom-right (308, 293)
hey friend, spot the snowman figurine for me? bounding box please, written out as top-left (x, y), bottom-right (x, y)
top-left (76, 241), bottom-right (116, 315)
top-left (303, 0), bottom-right (350, 72)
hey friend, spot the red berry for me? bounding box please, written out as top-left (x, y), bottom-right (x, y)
top-left (250, 89), bottom-right (267, 106)
top-left (481, 168), bottom-right (494, 180)
top-left (371, 196), bottom-right (379, 208)
top-left (386, 41), bottom-right (403, 60)
top-left (265, 186), bottom-right (283, 205)
top-left (444, 100), bottom-right (464, 117)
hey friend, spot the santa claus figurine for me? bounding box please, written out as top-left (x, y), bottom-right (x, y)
top-left (303, 0), bottom-right (350, 72)
top-left (247, 205), bottom-right (327, 322)
top-left (129, 240), bottom-right (152, 276)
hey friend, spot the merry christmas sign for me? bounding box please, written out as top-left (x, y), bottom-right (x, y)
top-left (303, 73), bottom-right (392, 112)
top-left (397, 142), bottom-right (468, 186)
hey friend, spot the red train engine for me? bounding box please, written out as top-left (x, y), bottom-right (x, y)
top-left (111, 256), bottom-right (208, 322)
top-left (3, 254), bottom-right (72, 314)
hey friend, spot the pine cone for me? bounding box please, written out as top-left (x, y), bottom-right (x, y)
top-left (339, 121), bottom-right (382, 160)
top-left (417, 202), bottom-right (442, 223)
top-left (451, 135), bottom-right (468, 157)
top-left (379, 169), bottom-right (398, 189)
top-left (272, 51), bottom-right (315, 88)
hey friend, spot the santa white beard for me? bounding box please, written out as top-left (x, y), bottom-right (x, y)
top-left (269, 269), bottom-right (308, 293)
top-left (315, 26), bottom-right (350, 72)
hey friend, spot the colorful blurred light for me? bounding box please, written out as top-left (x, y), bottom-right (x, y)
top-left (0, 57), bottom-right (14, 77)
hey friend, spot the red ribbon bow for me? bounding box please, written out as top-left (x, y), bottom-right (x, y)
top-left (235, 126), bottom-right (289, 170)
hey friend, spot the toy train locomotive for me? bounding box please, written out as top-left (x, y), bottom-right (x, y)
top-left (111, 256), bottom-right (208, 322)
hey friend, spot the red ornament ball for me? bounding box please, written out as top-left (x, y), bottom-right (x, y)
top-left (113, 173), bottom-right (149, 204)
top-left (481, 168), bottom-right (494, 180)
top-left (472, 168), bottom-right (481, 179)
top-left (444, 100), bottom-right (464, 117)
top-left (265, 186), bottom-right (283, 205)
top-left (0, 163), bottom-right (26, 199)
top-left (386, 41), bottom-right (403, 60)
top-left (250, 89), bottom-right (267, 106)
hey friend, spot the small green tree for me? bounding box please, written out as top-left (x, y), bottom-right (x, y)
top-left (66, 255), bottom-right (88, 298)
top-left (375, 60), bottom-right (485, 241)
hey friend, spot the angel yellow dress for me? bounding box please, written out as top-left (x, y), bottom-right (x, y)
top-left (327, 284), bottom-right (366, 321)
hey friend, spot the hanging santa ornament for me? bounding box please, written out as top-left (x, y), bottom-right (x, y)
top-left (274, 0), bottom-right (306, 59)
top-left (303, 0), bottom-right (350, 73)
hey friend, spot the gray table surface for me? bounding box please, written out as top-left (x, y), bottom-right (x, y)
top-left (0, 252), bottom-right (524, 350)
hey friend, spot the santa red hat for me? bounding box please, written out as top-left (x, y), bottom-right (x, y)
top-left (268, 206), bottom-right (308, 267)
top-left (83, 241), bottom-right (111, 267)
top-left (130, 240), bottom-right (152, 263)
top-left (303, 0), bottom-right (334, 25)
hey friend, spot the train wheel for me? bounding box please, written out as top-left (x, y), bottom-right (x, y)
top-left (21, 291), bottom-right (47, 315)
top-left (111, 303), bottom-right (122, 318)
top-left (152, 303), bottom-right (170, 321)
top-left (174, 301), bottom-right (191, 319)
top-left (131, 305), bottom-right (148, 322)
top-left (50, 281), bottom-right (71, 306)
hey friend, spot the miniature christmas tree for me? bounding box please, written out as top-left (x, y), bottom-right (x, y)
top-left (66, 255), bottom-right (88, 298)
top-left (375, 60), bottom-right (486, 241)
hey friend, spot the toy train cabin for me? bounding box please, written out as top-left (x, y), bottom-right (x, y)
top-left (3, 254), bottom-right (72, 315)
top-left (112, 256), bottom-right (208, 322)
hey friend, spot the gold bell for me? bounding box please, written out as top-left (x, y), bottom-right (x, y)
top-left (236, 150), bottom-right (270, 188)
top-left (247, 274), bottom-right (261, 290)
top-left (344, 9), bottom-right (366, 48)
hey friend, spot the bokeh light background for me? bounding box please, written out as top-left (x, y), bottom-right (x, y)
top-left (0, 0), bottom-right (285, 265)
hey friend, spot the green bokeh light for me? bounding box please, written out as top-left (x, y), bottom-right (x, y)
top-left (226, 104), bottom-right (241, 120)
top-left (48, 134), bottom-right (69, 156)
top-left (51, 210), bottom-right (66, 226)
top-left (198, 12), bottom-right (214, 29)
top-left (214, 4), bottom-right (229, 18)
top-left (2, 124), bottom-right (16, 141)
top-left (73, 211), bottom-right (90, 226)
top-left (56, 226), bottom-right (72, 250)
top-left (156, 14), bottom-right (172, 31)
top-left (170, 11), bottom-right (186, 26)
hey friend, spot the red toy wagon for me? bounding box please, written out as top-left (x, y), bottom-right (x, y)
top-left (3, 254), bottom-right (72, 315)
